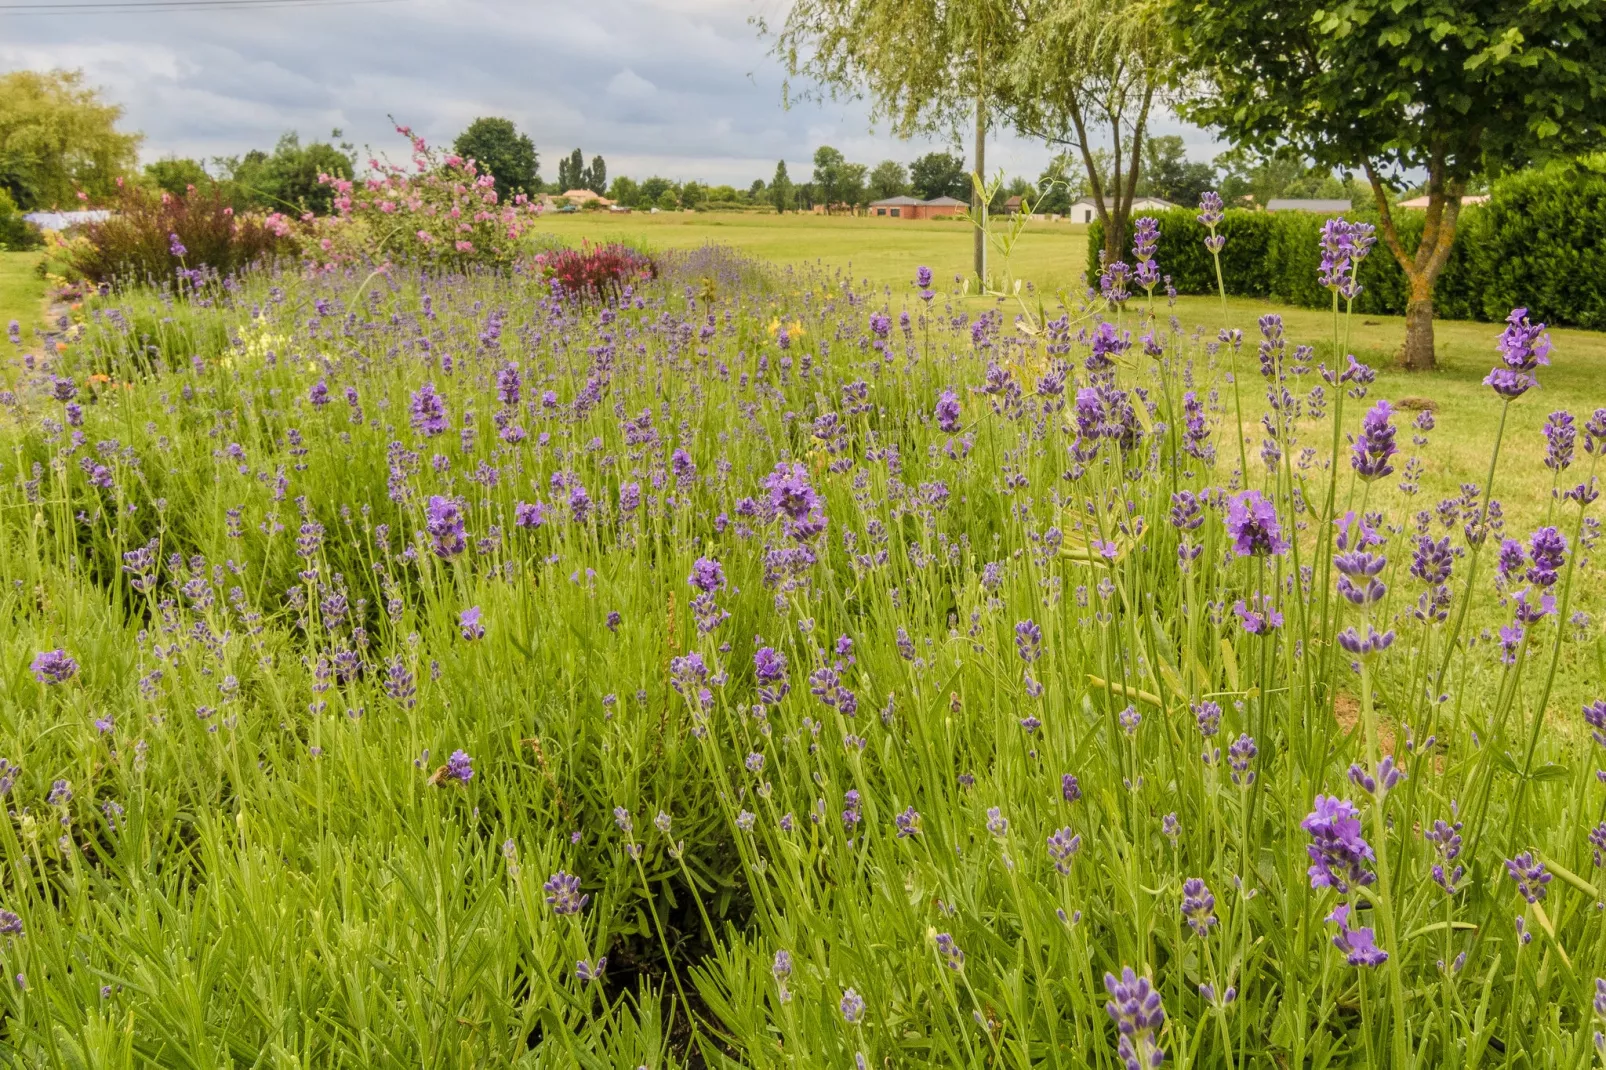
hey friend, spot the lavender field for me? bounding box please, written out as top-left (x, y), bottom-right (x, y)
top-left (1, 221), bottom-right (1604, 1068)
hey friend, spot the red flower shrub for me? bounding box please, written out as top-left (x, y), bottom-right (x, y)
top-left (541, 242), bottom-right (657, 305)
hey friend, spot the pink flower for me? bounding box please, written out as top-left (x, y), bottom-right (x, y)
top-left (417, 230), bottom-right (434, 243)
top-left (455, 240), bottom-right (474, 253)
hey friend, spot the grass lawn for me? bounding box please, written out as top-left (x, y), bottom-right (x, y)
top-left (0, 250), bottom-right (46, 337)
top-left (548, 211), bottom-right (1606, 530)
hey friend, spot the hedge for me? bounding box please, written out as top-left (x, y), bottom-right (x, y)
top-left (1085, 164), bottom-right (1606, 329)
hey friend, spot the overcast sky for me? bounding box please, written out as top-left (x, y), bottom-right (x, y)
top-left (1, 0), bottom-right (1221, 186)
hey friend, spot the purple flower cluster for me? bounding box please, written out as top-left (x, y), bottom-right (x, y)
top-left (1104, 966), bottom-right (1166, 1070)
top-left (1302, 795), bottom-right (1375, 893)
top-left (1485, 308), bottom-right (1551, 399)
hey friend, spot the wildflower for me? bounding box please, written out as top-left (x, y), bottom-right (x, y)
top-left (1228, 735), bottom-right (1257, 785)
top-left (1015, 619), bottom-right (1042, 662)
top-left (1484, 308), bottom-right (1550, 398)
top-left (575, 957), bottom-right (607, 982)
top-left (1062, 774), bottom-right (1081, 803)
top-left (773, 949), bottom-right (793, 1002)
top-left (514, 501), bottom-right (547, 528)
top-left (936, 389), bottom-right (961, 432)
top-left (0, 911), bottom-right (21, 936)
top-left (1427, 817), bottom-right (1465, 894)
top-left (1351, 401), bottom-right (1397, 480)
top-left (459, 606), bottom-right (484, 641)
top-left (1326, 904), bottom-right (1388, 966)
top-left (31, 650), bottom-right (78, 685)
top-left (1233, 594), bottom-right (1283, 635)
top-left (1104, 967), bottom-right (1166, 1070)
top-left (409, 381), bottom-right (449, 436)
top-left (934, 932), bottom-right (965, 971)
top-left (1526, 527), bottom-right (1567, 588)
top-left (1302, 795), bottom-right (1375, 893)
top-left (1505, 852), bottom-right (1551, 903)
top-left (444, 750), bottom-right (473, 783)
top-left (424, 496), bottom-right (467, 558)
top-left (986, 807), bottom-right (1008, 838)
top-left (543, 871), bottom-right (588, 915)
top-left (1544, 411), bottom-right (1576, 471)
top-left (1225, 490), bottom-right (1288, 557)
top-left (1181, 878), bottom-right (1217, 936)
top-left (1119, 705), bottom-right (1142, 735)
top-left (895, 806), bottom-right (921, 837)
top-left (840, 987), bottom-right (865, 1024)
top-left (1347, 756), bottom-right (1405, 796)
top-left (688, 556), bottom-right (726, 594)
top-left (1047, 827), bottom-right (1082, 874)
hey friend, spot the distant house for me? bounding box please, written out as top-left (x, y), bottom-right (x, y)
top-left (1065, 197), bottom-right (1176, 224)
top-left (557, 188), bottom-right (615, 207)
top-left (1265, 198), bottom-right (1351, 213)
top-left (869, 195), bottom-right (967, 220)
top-left (1003, 195), bottom-right (1027, 215)
top-left (1397, 194), bottom-right (1490, 209)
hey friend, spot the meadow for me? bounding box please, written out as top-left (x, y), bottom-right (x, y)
top-left (1, 212), bottom-right (1606, 1068)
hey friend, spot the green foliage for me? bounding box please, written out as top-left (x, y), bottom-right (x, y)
top-left (1083, 164), bottom-right (1606, 328)
top-left (142, 156), bottom-right (212, 199)
top-left (910, 151), bottom-right (969, 201)
top-left (66, 182), bottom-right (291, 287)
top-left (867, 159), bottom-right (909, 202)
top-left (0, 187), bottom-right (43, 252)
top-left (452, 117), bottom-right (540, 203)
top-left (218, 131), bottom-right (356, 216)
top-left (0, 68), bottom-right (142, 210)
top-left (769, 161), bottom-right (794, 213)
top-left (1166, 0), bottom-right (1606, 182)
top-left (1137, 135), bottom-right (1214, 208)
top-left (588, 155), bottom-right (607, 196)
top-left (608, 175), bottom-right (642, 208)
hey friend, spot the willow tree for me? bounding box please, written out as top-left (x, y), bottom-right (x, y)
top-left (1164, 0), bottom-right (1606, 370)
top-left (761, 0), bottom-right (1016, 281)
top-left (1006, 0), bottom-right (1177, 270)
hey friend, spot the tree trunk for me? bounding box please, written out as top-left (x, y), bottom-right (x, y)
top-left (1403, 283), bottom-right (1436, 372)
top-left (1365, 156), bottom-right (1464, 373)
top-left (973, 92), bottom-right (987, 283)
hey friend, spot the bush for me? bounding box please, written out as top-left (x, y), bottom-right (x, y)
top-left (0, 188), bottom-right (43, 251)
top-left (66, 183), bottom-right (290, 284)
top-left (540, 242), bottom-right (657, 304)
top-left (1086, 164), bottom-right (1606, 326)
top-left (311, 124), bottom-right (547, 271)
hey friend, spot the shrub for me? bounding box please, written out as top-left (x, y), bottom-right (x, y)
top-left (541, 242), bottom-right (657, 304)
top-left (1087, 164), bottom-right (1606, 326)
top-left (0, 188), bottom-right (43, 251)
top-left (311, 124), bottom-right (547, 270)
top-left (65, 182), bottom-right (290, 284)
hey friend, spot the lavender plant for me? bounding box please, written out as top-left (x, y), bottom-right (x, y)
top-left (0, 214), bottom-right (1602, 1068)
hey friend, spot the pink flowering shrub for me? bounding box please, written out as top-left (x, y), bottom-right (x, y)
top-left (310, 125), bottom-right (546, 270)
top-left (541, 242), bottom-right (658, 305)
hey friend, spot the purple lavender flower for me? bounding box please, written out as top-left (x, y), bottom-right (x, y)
top-left (1087, 321), bottom-right (1131, 372)
top-left (1233, 595), bottom-right (1283, 635)
top-left (895, 806), bottom-right (921, 837)
top-left (1047, 826), bottom-right (1082, 875)
top-left (544, 871), bottom-right (588, 915)
top-left (934, 932), bottom-right (964, 971)
top-left (1062, 773), bottom-right (1082, 803)
top-left (1181, 878), bottom-right (1217, 936)
top-left (308, 379), bottom-right (330, 407)
top-left (935, 389), bottom-right (961, 433)
top-left (1544, 411), bottom-right (1576, 471)
top-left (840, 987), bottom-right (865, 1024)
top-left (1302, 795), bottom-right (1375, 893)
top-left (688, 556), bottom-right (726, 594)
top-left (754, 646), bottom-right (789, 704)
top-left (762, 462), bottom-right (818, 520)
top-left (168, 232), bottom-right (186, 258)
top-left (1585, 409), bottom-right (1606, 455)
top-left (1197, 191), bottom-right (1224, 230)
top-left (434, 750), bottom-right (470, 784)
top-left (916, 265), bottom-right (933, 289)
top-left (409, 381), bottom-right (449, 436)
top-left (1228, 734), bottom-right (1258, 785)
top-left (459, 606), bottom-right (484, 641)
top-left (514, 501), bottom-right (546, 528)
top-left (1526, 527), bottom-right (1567, 588)
top-left (1104, 967), bottom-right (1166, 1070)
top-left (1326, 904), bottom-right (1388, 966)
top-left (0, 911), bottom-right (21, 937)
top-left (424, 495), bottom-right (466, 558)
top-left (1225, 490), bottom-right (1288, 557)
top-left (30, 649), bottom-right (78, 685)
top-left (1505, 852), bottom-right (1551, 903)
top-left (1484, 308), bottom-right (1551, 398)
top-left (1351, 400), bottom-right (1397, 480)
top-left (1585, 700), bottom-right (1606, 747)
top-left (1015, 619), bottom-right (1042, 662)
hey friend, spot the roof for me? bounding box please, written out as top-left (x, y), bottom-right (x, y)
top-left (1266, 199), bottom-right (1351, 212)
top-left (1067, 197), bottom-right (1176, 209)
top-left (924, 196), bottom-right (968, 206)
top-left (558, 189), bottom-right (613, 204)
top-left (869, 196), bottom-right (924, 206)
top-left (1398, 194), bottom-right (1490, 209)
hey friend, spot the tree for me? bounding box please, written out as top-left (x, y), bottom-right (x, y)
top-left (769, 161), bottom-right (794, 213)
top-left (452, 117), bottom-right (538, 203)
top-left (1137, 134), bottom-right (1215, 207)
top-left (608, 175), bottom-right (641, 207)
top-left (812, 146), bottom-right (847, 211)
top-left (763, 0), bottom-right (1017, 277)
top-left (910, 151), bottom-right (969, 200)
top-left (640, 176), bottom-right (673, 204)
top-left (218, 131), bottom-right (355, 216)
top-left (749, 178), bottom-right (767, 200)
top-left (867, 159), bottom-right (910, 201)
top-left (558, 148), bottom-right (585, 192)
top-left (681, 181), bottom-right (707, 207)
top-left (0, 69), bottom-right (141, 209)
top-left (144, 157), bottom-right (212, 198)
top-left (839, 161), bottom-right (869, 209)
top-left (1007, 0), bottom-right (1178, 268)
top-left (1166, 0), bottom-right (1606, 370)
top-left (586, 155), bottom-right (607, 195)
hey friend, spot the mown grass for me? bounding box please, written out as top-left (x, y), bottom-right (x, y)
top-left (0, 250), bottom-right (46, 337)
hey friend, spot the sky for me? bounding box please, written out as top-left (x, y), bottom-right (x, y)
top-left (0, 0), bottom-right (1221, 187)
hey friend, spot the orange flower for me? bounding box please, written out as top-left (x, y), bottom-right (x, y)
top-left (55, 342), bottom-right (68, 353)
top-left (88, 374), bottom-right (111, 385)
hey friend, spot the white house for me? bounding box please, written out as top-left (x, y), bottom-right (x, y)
top-left (1065, 197), bottom-right (1176, 224)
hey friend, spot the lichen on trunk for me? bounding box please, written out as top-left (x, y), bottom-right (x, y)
top-left (1365, 154), bottom-right (1464, 373)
